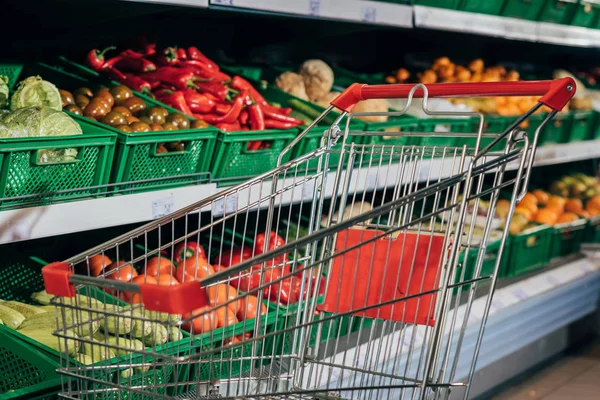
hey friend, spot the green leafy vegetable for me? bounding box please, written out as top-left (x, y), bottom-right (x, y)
top-left (0, 76), bottom-right (9, 108)
top-left (2, 106), bottom-right (82, 138)
top-left (10, 76), bottom-right (61, 111)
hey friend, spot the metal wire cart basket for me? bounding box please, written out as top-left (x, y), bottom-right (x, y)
top-left (42, 78), bottom-right (575, 399)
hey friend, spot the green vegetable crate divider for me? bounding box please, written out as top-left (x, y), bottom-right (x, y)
top-left (537, 0), bottom-right (578, 24)
top-left (505, 224), bottom-right (553, 277)
top-left (459, 0), bottom-right (507, 15)
top-left (0, 120), bottom-right (116, 208)
top-left (210, 128), bottom-right (298, 186)
top-left (572, 0), bottom-right (600, 28)
top-left (0, 63), bottom-right (24, 91)
top-left (585, 215), bottom-right (600, 243)
top-left (413, 0), bottom-right (462, 9)
top-left (550, 219), bottom-right (587, 259)
top-left (501, 0), bottom-right (546, 20)
top-left (569, 110), bottom-right (595, 141)
top-left (455, 238), bottom-right (509, 293)
top-left (41, 60), bottom-right (219, 192)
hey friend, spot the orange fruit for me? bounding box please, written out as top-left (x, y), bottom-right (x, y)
top-left (519, 201), bottom-right (538, 217)
top-left (535, 209), bottom-right (559, 225)
top-left (564, 198), bottom-right (583, 213)
top-left (521, 192), bottom-right (538, 206)
top-left (575, 209), bottom-right (591, 219)
top-left (547, 195), bottom-right (566, 211)
top-left (532, 190), bottom-right (550, 206)
top-left (557, 212), bottom-right (579, 224)
top-left (587, 206), bottom-right (600, 217)
top-left (587, 195), bottom-right (600, 210)
top-left (514, 206), bottom-right (533, 221)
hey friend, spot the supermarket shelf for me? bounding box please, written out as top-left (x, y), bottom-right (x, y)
top-left (413, 6), bottom-right (600, 47)
top-left (0, 139), bottom-right (599, 244)
top-left (208, 0), bottom-right (413, 27)
top-left (123, 0), bottom-right (209, 7)
top-left (309, 256), bottom-right (600, 396)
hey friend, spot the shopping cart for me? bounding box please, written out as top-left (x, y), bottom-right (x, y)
top-left (42, 78), bottom-right (574, 400)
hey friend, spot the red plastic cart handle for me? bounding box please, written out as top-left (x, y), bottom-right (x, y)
top-left (331, 78), bottom-right (575, 114)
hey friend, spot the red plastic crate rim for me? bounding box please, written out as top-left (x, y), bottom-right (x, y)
top-left (318, 229), bottom-right (446, 326)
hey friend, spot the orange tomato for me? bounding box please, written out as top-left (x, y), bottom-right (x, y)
top-left (535, 209), bottom-right (559, 225)
top-left (145, 257), bottom-right (175, 277)
top-left (207, 284), bottom-right (241, 314)
top-left (124, 275), bottom-right (158, 303)
top-left (214, 306), bottom-right (239, 329)
top-left (175, 257), bottom-right (214, 282)
top-left (236, 295), bottom-right (267, 321)
top-left (532, 190), bottom-right (550, 206)
top-left (156, 274), bottom-right (180, 286)
top-left (557, 212), bottom-right (579, 224)
top-left (182, 306), bottom-right (215, 334)
top-left (565, 198), bottom-right (583, 213)
top-left (105, 261), bottom-right (138, 282)
top-left (88, 254), bottom-right (112, 277)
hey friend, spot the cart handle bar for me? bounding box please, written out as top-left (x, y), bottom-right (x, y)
top-left (330, 78), bottom-right (575, 113)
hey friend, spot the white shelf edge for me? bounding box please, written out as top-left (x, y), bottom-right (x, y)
top-left (0, 139), bottom-right (598, 244)
top-left (122, 0), bottom-right (209, 7)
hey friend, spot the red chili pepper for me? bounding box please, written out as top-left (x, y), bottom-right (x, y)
top-left (248, 103), bottom-right (265, 131)
top-left (238, 110), bottom-right (249, 125)
top-left (215, 103), bottom-right (232, 115)
top-left (186, 46), bottom-right (219, 70)
top-left (107, 56), bottom-right (156, 72)
top-left (216, 121), bottom-right (241, 132)
top-left (231, 76), bottom-right (266, 104)
top-left (262, 103), bottom-right (293, 116)
top-left (86, 46), bottom-right (116, 70)
top-left (153, 47), bottom-right (179, 66)
top-left (144, 43), bottom-right (157, 56)
top-left (142, 66), bottom-right (197, 90)
top-left (179, 60), bottom-right (230, 82)
top-left (264, 119), bottom-right (298, 129)
top-left (170, 91), bottom-right (194, 116)
top-left (106, 68), bottom-right (152, 92)
top-left (191, 81), bottom-right (229, 101)
top-left (198, 91), bottom-right (247, 124)
top-left (247, 141), bottom-right (262, 151)
top-left (262, 107), bottom-right (303, 124)
top-left (174, 242), bottom-right (206, 264)
top-left (176, 48), bottom-right (187, 60)
top-left (183, 89), bottom-right (215, 114)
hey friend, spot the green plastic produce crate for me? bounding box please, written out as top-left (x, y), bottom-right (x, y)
top-left (210, 129), bottom-right (298, 185)
top-left (538, 0), bottom-right (578, 24)
top-left (501, 0), bottom-right (546, 20)
top-left (0, 63), bottom-right (24, 90)
top-left (413, 0), bottom-right (461, 8)
top-left (331, 66), bottom-right (386, 87)
top-left (528, 112), bottom-right (571, 145)
top-left (505, 224), bottom-right (553, 277)
top-left (223, 64), bottom-right (263, 81)
top-left (569, 110), bottom-right (594, 141)
top-left (459, 0), bottom-right (506, 15)
top-left (584, 215), bottom-right (600, 243)
top-left (30, 62), bottom-right (219, 192)
top-left (0, 121), bottom-right (116, 208)
top-left (550, 219), bottom-right (587, 259)
top-left (572, 0), bottom-right (600, 27)
top-left (456, 237), bottom-right (510, 291)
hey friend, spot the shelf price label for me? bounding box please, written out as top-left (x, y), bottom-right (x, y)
top-left (309, 0), bottom-right (321, 16)
top-left (212, 0), bottom-right (234, 5)
top-left (212, 196), bottom-right (237, 217)
top-left (361, 7), bottom-right (377, 23)
top-left (152, 196), bottom-right (175, 219)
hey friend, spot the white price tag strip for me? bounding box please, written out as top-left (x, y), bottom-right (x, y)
top-left (309, 0), bottom-right (321, 16)
top-left (302, 180), bottom-right (316, 200)
top-left (212, 196), bottom-right (238, 217)
top-left (211, 0), bottom-right (234, 5)
top-left (152, 197), bottom-right (175, 219)
top-left (361, 6), bottom-right (377, 23)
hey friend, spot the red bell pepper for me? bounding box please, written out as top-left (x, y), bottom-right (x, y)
top-left (216, 122), bottom-right (241, 132)
top-left (86, 46), bottom-right (116, 70)
top-left (174, 242), bottom-right (206, 264)
top-left (248, 103), bottom-right (265, 131)
top-left (183, 89), bottom-right (215, 114)
top-left (264, 119), bottom-right (298, 129)
top-left (215, 247), bottom-right (253, 267)
top-left (193, 81), bottom-right (229, 101)
top-left (199, 91), bottom-right (247, 124)
top-left (186, 46), bottom-right (219, 70)
top-left (142, 67), bottom-right (197, 90)
top-left (106, 68), bottom-right (152, 92)
top-left (254, 232), bottom-right (287, 265)
top-left (179, 60), bottom-right (230, 82)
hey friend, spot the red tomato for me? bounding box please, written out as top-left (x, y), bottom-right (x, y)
top-left (214, 306), bottom-right (239, 329)
top-left (145, 257), bottom-right (175, 277)
top-left (124, 275), bottom-right (158, 303)
top-left (215, 247), bottom-right (253, 267)
top-left (156, 274), bottom-right (180, 286)
top-left (105, 261), bottom-right (138, 282)
top-left (182, 306), bottom-right (215, 334)
top-left (207, 284), bottom-right (241, 313)
top-left (236, 295), bottom-right (267, 321)
top-left (175, 257), bottom-right (214, 281)
top-left (88, 254), bottom-right (112, 277)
